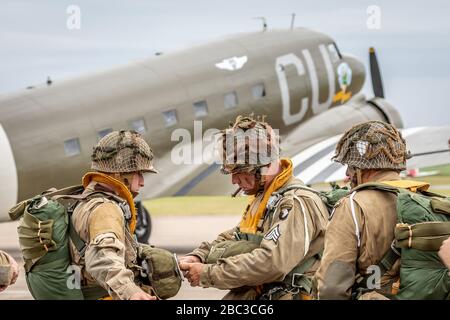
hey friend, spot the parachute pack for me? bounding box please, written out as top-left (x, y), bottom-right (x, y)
top-left (9, 185), bottom-right (183, 300)
top-left (350, 180), bottom-right (450, 299)
top-left (8, 186), bottom-right (120, 300)
top-left (275, 180), bottom-right (450, 299)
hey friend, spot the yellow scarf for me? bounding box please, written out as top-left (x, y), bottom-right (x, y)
top-left (239, 158), bottom-right (293, 234)
top-left (381, 180), bottom-right (430, 193)
top-left (82, 172), bottom-right (137, 233)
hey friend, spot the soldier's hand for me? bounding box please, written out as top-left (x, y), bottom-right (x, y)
top-left (0, 252), bottom-right (19, 292)
top-left (438, 237), bottom-right (450, 269)
top-left (129, 291), bottom-right (157, 300)
top-left (178, 255), bottom-right (201, 264)
top-left (179, 262), bottom-right (205, 287)
top-left (8, 253), bottom-right (19, 286)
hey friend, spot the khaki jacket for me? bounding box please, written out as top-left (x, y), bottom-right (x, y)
top-left (190, 177), bottom-right (329, 299)
top-left (315, 170), bottom-right (401, 300)
top-left (69, 181), bottom-right (143, 300)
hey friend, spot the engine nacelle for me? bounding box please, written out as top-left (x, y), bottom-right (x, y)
top-left (282, 94), bottom-right (404, 151)
top-left (367, 97), bottom-right (404, 129)
top-left (0, 124), bottom-right (17, 222)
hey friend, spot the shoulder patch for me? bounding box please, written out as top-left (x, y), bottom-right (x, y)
top-left (264, 225), bottom-right (281, 244)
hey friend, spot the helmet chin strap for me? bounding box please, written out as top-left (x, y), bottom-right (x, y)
top-left (356, 168), bottom-right (363, 186)
top-left (254, 167), bottom-right (267, 194)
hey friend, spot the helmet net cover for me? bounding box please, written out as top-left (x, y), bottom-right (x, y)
top-left (332, 120), bottom-right (409, 170)
top-left (218, 115), bottom-right (280, 175)
top-left (91, 130), bottom-right (157, 173)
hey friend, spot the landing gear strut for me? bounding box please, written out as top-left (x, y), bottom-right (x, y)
top-left (135, 201), bottom-right (152, 243)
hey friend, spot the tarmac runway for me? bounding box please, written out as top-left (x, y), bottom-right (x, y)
top-left (0, 214), bottom-right (240, 300)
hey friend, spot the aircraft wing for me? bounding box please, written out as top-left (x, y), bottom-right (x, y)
top-left (286, 126), bottom-right (450, 185)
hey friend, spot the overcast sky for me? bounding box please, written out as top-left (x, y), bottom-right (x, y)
top-left (1, 0), bottom-right (449, 127)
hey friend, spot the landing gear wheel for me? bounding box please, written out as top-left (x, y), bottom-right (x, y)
top-left (135, 201), bottom-right (152, 243)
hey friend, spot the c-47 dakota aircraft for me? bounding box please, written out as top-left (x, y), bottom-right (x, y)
top-left (1, 27), bottom-right (449, 241)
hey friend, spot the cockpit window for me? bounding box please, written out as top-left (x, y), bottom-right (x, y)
top-left (328, 43), bottom-right (342, 62)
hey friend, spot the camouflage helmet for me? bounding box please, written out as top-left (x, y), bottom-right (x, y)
top-left (91, 130), bottom-right (158, 174)
top-left (219, 115), bottom-right (280, 175)
top-left (332, 120), bottom-right (409, 170)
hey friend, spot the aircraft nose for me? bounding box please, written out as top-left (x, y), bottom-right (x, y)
top-left (341, 54), bottom-right (365, 95)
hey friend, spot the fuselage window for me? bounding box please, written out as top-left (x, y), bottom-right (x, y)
top-left (252, 83), bottom-right (266, 99)
top-left (97, 128), bottom-right (113, 139)
top-left (162, 109), bottom-right (178, 127)
top-left (131, 118), bottom-right (146, 134)
top-left (224, 91), bottom-right (238, 109)
top-left (193, 100), bottom-right (208, 118)
top-left (63, 138), bottom-right (81, 157)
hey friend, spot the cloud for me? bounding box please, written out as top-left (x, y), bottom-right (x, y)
top-left (0, 0), bottom-right (449, 125)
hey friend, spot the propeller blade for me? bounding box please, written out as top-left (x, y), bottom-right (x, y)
top-left (369, 47), bottom-right (385, 98)
top-left (410, 149), bottom-right (450, 158)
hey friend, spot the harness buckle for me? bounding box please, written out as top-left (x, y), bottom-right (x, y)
top-left (261, 285), bottom-right (284, 300)
top-left (291, 273), bottom-right (304, 288)
top-left (119, 202), bottom-right (132, 220)
top-left (391, 240), bottom-right (401, 256)
top-left (266, 194), bottom-right (281, 212)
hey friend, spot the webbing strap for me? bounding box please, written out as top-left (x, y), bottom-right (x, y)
top-left (431, 198), bottom-right (450, 216)
top-left (395, 222), bottom-right (450, 251)
top-left (81, 285), bottom-right (109, 300)
top-left (349, 191), bottom-right (361, 247)
top-left (353, 245), bottom-right (400, 295)
top-left (44, 185), bottom-right (85, 199)
top-left (352, 182), bottom-right (399, 194)
top-left (275, 184), bottom-right (319, 197)
top-left (53, 190), bottom-right (125, 204)
top-left (69, 220), bottom-right (87, 257)
top-left (290, 254), bottom-right (318, 277)
top-left (378, 245), bottom-right (401, 275)
top-left (293, 195), bottom-right (310, 257)
top-left (283, 254), bottom-right (320, 294)
top-left (396, 222), bottom-right (450, 239)
top-left (397, 236), bottom-right (449, 251)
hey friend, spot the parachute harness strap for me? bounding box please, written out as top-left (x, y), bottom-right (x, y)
top-left (350, 191), bottom-right (361, 247)
top-left (293, 195), bottom-right (310, 257)
top-left (408, 225), bottom-right (413, 248)
top-left (37, 220), bottom-right (49, 252)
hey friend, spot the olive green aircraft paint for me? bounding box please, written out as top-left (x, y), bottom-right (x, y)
top-left (0, 28), bottom-right (391, 220)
